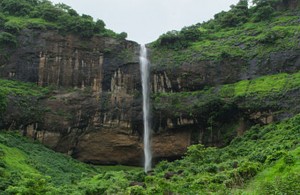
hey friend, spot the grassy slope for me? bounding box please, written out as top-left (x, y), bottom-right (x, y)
top-left (0, 2), bottom-right (299, 194)
top-left (0, 78), bottom-right (299, 194)
top-left (0, 79), bottom-right (50, 115)
top-left (0, 132), bottom-right (142, 194)
top-left (142, 115), bottom-right (300, 194)
top-left (150, 10), bottom-right (300, 68)
top-left (0, 115), bottom-right (299, 194)
top-left (153, 71), bottom-right (300, 121)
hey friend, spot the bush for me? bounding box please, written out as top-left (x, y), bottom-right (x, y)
top-left (236, 161), bottom-right (261, 180)
top-left (154, 25), bottom-right (204, 49)
top-left (4, 21), bottom-right (21, 34)
top-left (117, 32), bottom-right (128, 40)
top-left (0, 13), bottom-right (8, 29)
top-left (252, 2), bottom-right (275, 22)
top-left (216, 0), bottom-right (249, 27)
top-left (283, 154), bottom-right (295, 165)
top-left (0, 93), bottom-right (7, 116)
top-left (0, 32), bottom-right (17, 47)
top-left (0, 0), bottom-right (33, 16)
top-left (260, 173), bottom-right (300, 194)
top-left (266, 150), bottom-right (287, 164)
top-left (74, 17), bottom-right (95, 37)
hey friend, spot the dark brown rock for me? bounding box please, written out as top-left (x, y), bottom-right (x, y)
top-left (164, 172), bottom-right (176, 180)
top-left (129, 182), bottom-right (146, 188)
top-left (1, 23), bottom-right (300, 166)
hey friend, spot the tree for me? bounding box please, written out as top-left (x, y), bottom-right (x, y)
top-left (4, 21), bottom-right (21, 34)
top-left (74, 17), bottom-right (95, 37)
top-left (0, 0), bottom-right (33, 16)
top-left (0, 32), bottom-right (17, 47)
top-left (94, 19), bottom-right (106, 33)
top-left (252, 0), bottom-right (276, 21)
top-left (0, 13), bottom-right (8, 29)
top-left (217, 0), bottom-right (249, 27)
top-left (39, 5), bottom-right (64, 22)
top-left (55, 3), bottom-right (79, 16)
top-left (117, 32), bottom-right (127, 40)
top-left (181, 26), bottom-right (202, 41)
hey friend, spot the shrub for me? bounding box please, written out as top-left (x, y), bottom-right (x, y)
top-left (252, 2), bottom-right (275, 22)
top-left (4, 21), bottom-right (21, 34)
top-left (0, 93), bottom-right (7, 116)
top-left (0, 0), bottom-right (33, 16)
top-left (0, 13), bottom-right (8, 29)
top-left (283, 154), bottom-right (295, 165)
top-left (0, 32), bottom-right (17, 47)
top-left (236, 161), bottom-right (261, 180)
top-left (127, 186), bottom-right (146, 195)
top-left (260, 173), bottom-right (300, 194)
top-left (266, 150), bottom-right (287, 164)
top-left (117, 32), bottom-right (128, 40)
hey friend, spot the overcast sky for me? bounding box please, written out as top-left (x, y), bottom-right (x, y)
top-left (50, 0), bottom-right (240, 44)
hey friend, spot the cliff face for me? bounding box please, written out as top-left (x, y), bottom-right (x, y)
top-left (0, 28), bottom-right (191, 165)
top-left (1, 4), bottom-right (300, 165)
top-left (150, 51), bottom-right (300, 93)
top-left (149, 50), bottom-right (300, 146)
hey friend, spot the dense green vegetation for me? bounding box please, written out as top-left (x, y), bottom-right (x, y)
top-left (153, 71), bottom-right (300, 127)
top-left (0, 0), bottom-right (127, 39)
top-left (146, 114), bottom-right (300, 194)
top-left (1, 113), bottom-right (300, 194)
top-left (150, 0), bottom-right (300, 67)
top-left (0, 79), bottom-right (49, 115)
top-left (0, 0), bottom-right (128, 70)
top-left (1, 0), bottom-right (300, 194)
top-left (0, 132), bottom-right (142, 194)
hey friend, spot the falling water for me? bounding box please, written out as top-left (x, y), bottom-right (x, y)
top-left (139, 44), bottom-right (152, 173)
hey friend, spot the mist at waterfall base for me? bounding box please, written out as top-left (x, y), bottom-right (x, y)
top-left (139, 45), bottom-right (152, 173)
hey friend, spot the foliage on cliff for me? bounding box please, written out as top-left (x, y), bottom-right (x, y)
top-left (1, 114), bottom-right (300, 194)
top-left (152, 71), bottom-right (300, 145)
top-left (150, 0), bottom-right (300, 67)
top-left (154, 71), bottom-right (300, 116)
top-left (0, 0), bottom-right (127, 39)
top-left (0, 79), bottom-right (49, 121)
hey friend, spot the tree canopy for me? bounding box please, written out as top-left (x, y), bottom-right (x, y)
top-left (0, 0), bottom-right (127, 39)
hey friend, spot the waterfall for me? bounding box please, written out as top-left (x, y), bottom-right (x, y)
top-left (139, 44), bottom-right (152, 173)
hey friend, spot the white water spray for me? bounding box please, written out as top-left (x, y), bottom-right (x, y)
top-left (139, 44), bottom-right (152, 173)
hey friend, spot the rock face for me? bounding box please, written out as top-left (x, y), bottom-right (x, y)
top-left (150, 51), bottom-right (300, 93)
top-left (1, 22), bottom-right (300, 165)
top-left (0, 28), bottom-right (192, 166)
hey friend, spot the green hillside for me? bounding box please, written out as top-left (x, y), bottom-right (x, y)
top-left (150, 0), bottom-right (300, 68)
top-left (0, 0), bottom-right (127, 45)
top-left (0, 114), bottom-right (299, 194)
top-left (1, 0), bottom-right (300, 194)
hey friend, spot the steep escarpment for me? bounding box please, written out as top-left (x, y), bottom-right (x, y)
top-left (0, 0), bottom-right (191, 165)
top-left (1, 0), bottom-right (300, 166)
top-left (0, 26), bottom-right (192, 165)
top-left (148, 0), bottom-right (300, 146)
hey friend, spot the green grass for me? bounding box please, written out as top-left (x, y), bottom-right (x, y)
top-left (154, 71), bottom-right (300, 116)
top-left (0, 143), bottom-right (37, 174)
top-left (0, 131), bottom-right (143, 194)
top-left (140, 114), bottom-right (300, 194)
top-left (1, 115), bottom-right (300, 194)
top-left (0, 79), bottom-right (50, 114)
top-left (245, 147), bottom-right (300, 194)
top-left (150, 11), bottom-right (300, 68)
top-left (0, 79), bottom-right (49, 97)
top-left (6, 16), bottom-right (57, 30)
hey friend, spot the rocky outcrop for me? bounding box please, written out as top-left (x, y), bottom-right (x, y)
top-left (150, 50), bottom-right (300, 93)
top-left (0, 28), bottom-right (192, 165)
top-left (1, 13), bottom-right (300, 165)
top-left (276, 0), bottom-right (300, 10)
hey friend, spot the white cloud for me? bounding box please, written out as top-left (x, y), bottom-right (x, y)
top-left (50, 0), bottom-right (240, 44)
